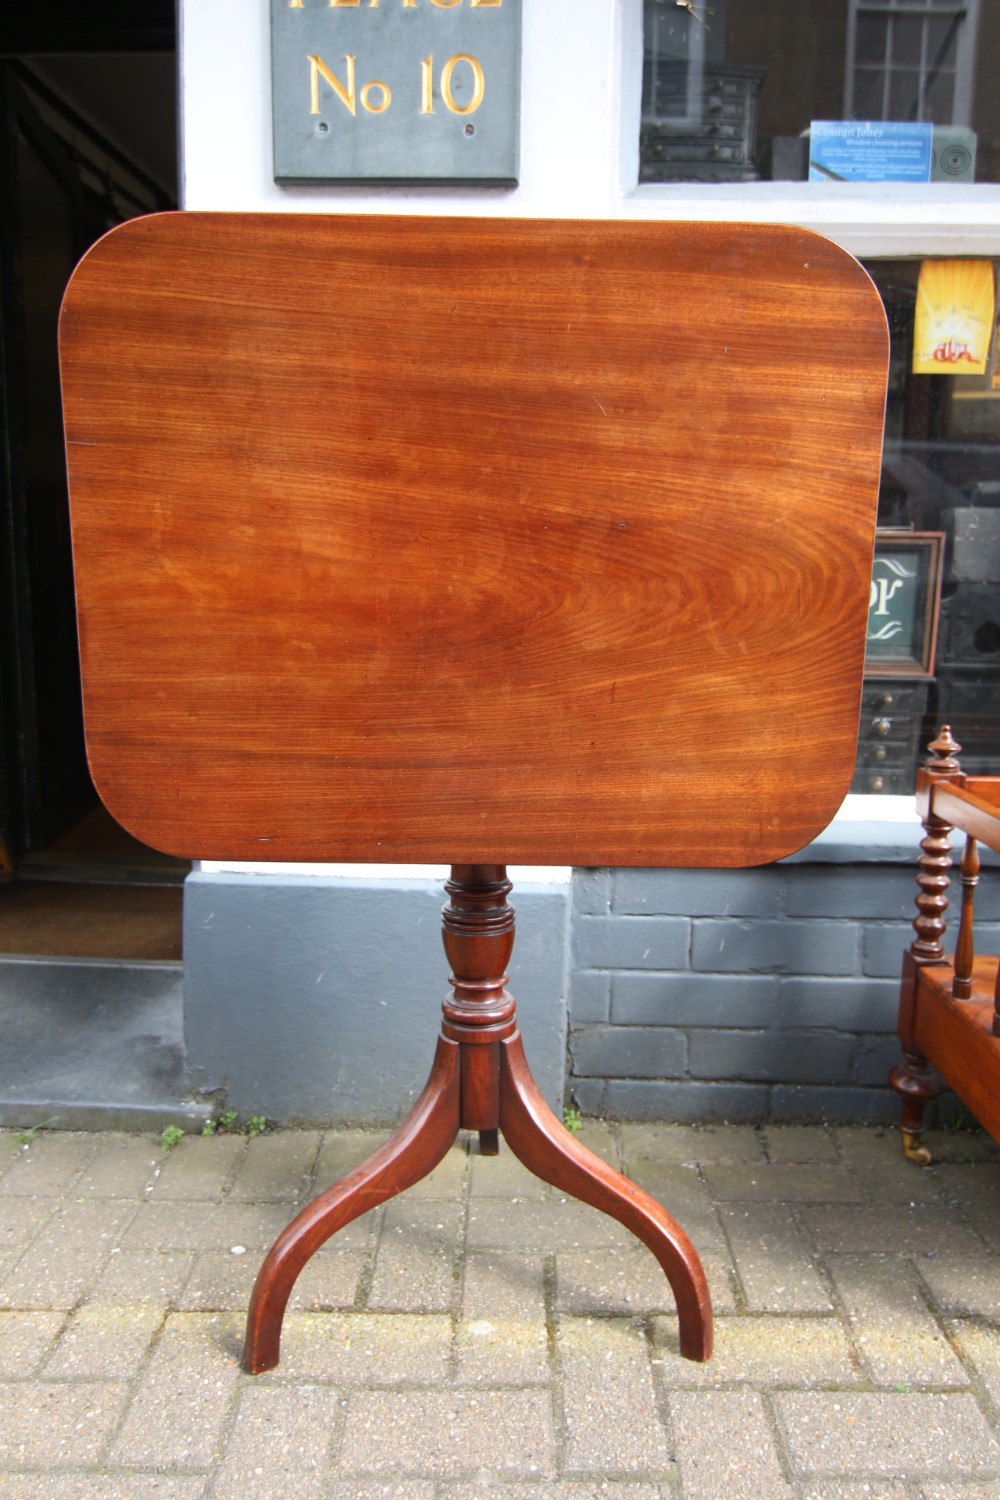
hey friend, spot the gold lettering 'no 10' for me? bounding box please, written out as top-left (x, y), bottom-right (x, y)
top-left (309, 52), bottom-right (485, 116)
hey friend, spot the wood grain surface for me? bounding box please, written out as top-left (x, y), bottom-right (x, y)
top-left (59, 214), bottom-right (888, 865)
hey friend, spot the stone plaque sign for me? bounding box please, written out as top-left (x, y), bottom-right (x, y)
top-left (271, 0), bottom-right (521, 184)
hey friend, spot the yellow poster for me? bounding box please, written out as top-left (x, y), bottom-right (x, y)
top-left (913, 259), bottom-right (996, 375)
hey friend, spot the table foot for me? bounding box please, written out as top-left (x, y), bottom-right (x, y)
top-left (498, 1030), bottom-right (713, 1362)
top-left (243, 1035), bottom-right (461, 1374)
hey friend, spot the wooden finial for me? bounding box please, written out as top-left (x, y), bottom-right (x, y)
top-left (926, 725), bottom-right (961, 775)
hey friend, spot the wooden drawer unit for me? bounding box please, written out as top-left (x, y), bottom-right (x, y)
top-left (640, 62), bottom-right (765, 183)
top-left (852, 682), bottom-right (929, 795)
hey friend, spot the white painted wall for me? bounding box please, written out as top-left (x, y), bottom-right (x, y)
top-left (180, 0), bottom-right (1000, 255)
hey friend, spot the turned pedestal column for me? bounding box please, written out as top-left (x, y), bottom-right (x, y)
top-left (243, 865), bottom-right (713, 1373)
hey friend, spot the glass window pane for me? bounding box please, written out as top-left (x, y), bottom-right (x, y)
top-left (852, 68), bottom-right (887, 120)
top-left (888, 67), bottom-right (924, 119)
top-left (641, 0), bottom-right (997, 183)
top-left (854, 259), bottom-right (1000, 793)
top-left (856, 13), bottom-right (889, 62)
top-left (890, 16), bottom-right (925, 66)
top-left (924, 67), bottom-right (957, 125)
top-left (927, 13), bottom-right (961, 65)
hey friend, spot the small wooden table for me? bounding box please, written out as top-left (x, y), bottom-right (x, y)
top-left (59, 213), bottom-right (888, 1370)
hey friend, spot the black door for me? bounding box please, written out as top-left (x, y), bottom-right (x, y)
top-left (0, 39), bottom-right (175, 865)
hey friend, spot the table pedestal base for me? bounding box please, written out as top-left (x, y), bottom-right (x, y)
top-left (244, 866), bottom-right (713, 1372)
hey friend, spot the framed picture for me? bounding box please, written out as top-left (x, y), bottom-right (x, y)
top-left (865, 531), bottom-right (945, 679)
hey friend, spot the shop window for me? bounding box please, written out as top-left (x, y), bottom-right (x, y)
top-left (640, 0), bottom-right (999, 183)
top-left (855, 258), bottom-right (1000, 792)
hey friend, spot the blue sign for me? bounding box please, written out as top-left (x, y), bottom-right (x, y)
top-left (809, 121), bottom-right (933, 184)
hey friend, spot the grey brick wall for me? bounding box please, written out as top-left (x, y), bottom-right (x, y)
top-left (566, 861), bottom-right (992, 1125)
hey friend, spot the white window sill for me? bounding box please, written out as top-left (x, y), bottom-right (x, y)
top-left (624, 182), bottom-right (1000, 258)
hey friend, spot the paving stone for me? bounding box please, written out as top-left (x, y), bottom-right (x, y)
top-left (0, 1199), bottom-right (136, 1308)
top-left (720, 1205), bottom-right (833, 1312)
top-left (0, 1379), bottom-right (129, 1466)
top-left (801, 1206), bottom-right (987, 1257)
top-left (455, 1314), bottom-right (550, 1385)
top-left (0, 1309), bottom-right (66, 1377)
top-left (257, 1311), bottom-right (452, 1383)
top-left (337, 1388), bottom-right (555, 1475)
top-left (617, 1161), bottom-right (725, 1252)
top-left (469, 1141), bottom-right (552, 1199)
top-left (919, 1132), bottom-right (1000, 1164)
top-left (288, 1249), bottom-right (370, 1311)
top-left (797, 1482), bottom-right (909, 1499)
top-left (327, 1484), bottom-right (435, 1500)
top-left (42, 1304), bottom-right (163, 1378)
top-left (919, 1484), bottom-right (1000, 1499)
top-left (109, 1312), bottom-right (242, 1469)
top-left (669, 1389), bottom-right (794, 1500)
top-left (652, 1314), bottom-right (856, 1388)
top-left (947, 1321), bottom-right (1000, 1413)
top-left (7, 1122), bottom-right (1000, 1498)
top-left (934, 1165), bottom-right (1000, 1251)
top-left (0, 1133), bottom-right (96, 1196)
top-left (88, 1249), bottom-right (195, 1306)
top-left (438, 1487), bottom-right (668, 1499)
top-left (0, 1197), bottom-right (54, 1257)
top-left (403, 1140), bottom-right (471, 1200)
top-left (312, 1130), bottom-right (387, 1190)
top-left (702, 1163), bottom-right (865, 1204)
top-left (847, 1152), bottom-right (955, 1209)
top-left (74, 1133), bottom-right (165, 1197)
top-left (572, 1117), bottom-right (620, 1163)
top-left (763, 1125), bottom-right (841, 1163)
top-left (620, 1121), bottom-right (765, 1166)
top-left (557, 1317), bottom-right (671, 1472)
top-left (917, 1256), bottom-right (1000, 1316)
top-left (455, 1249), bottom-right (549, 1384)
top-left (0, 1478), bottom-right (208, 1500)
top-left (828, 1257), bottom-right (967, 1388)
top-left (367, 1198), bottom-right (463, 1312)
top-left (225, 1130), bottom-right (323, 1202)
top-left (175, 1249), bottom-right (273, 1312)
top-left (467, 1198), bottom-right (633, 1253)
top-left (556, 1246), bottom-right (736, 1317)
top-left (461, 1249), bottom-right (547, 1321)
top-left (776, 1392), bottom-right (1000, 1478)
top-left (121, 1200), bottom-right (298, 1253)
top-left (212, 1382), bottom-right (340, 1500)
top-left (147, 1133), bottom-right (247, 1199)
top-left (833, 1139), bottom-right (947, 1207)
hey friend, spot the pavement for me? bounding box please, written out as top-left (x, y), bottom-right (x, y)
top-left (1, 1118), bottom-right (1000, 1498)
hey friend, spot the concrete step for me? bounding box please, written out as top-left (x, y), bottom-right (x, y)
top-left (0, 956), bottom-right (209, 1131)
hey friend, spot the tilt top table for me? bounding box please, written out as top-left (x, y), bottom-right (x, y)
top-left (59, 213), bottom-right (888, 1371)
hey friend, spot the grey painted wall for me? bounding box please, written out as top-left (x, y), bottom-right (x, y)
top-left (184, 873), bottom-right (570, 1126)
top-left (182, 844), bottom-right (991, 1129)
top-left (566, 858), bottom-right (999, 1125)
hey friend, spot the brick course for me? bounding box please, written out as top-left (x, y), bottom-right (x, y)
top-left (568, 863), bottom-right (935, 1123)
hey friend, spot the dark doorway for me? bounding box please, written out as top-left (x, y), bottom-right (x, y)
top-left (0, 8), bottom-right (184, 957)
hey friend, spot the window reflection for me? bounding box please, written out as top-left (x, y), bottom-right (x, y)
top-left (641, 0), bottom-right (997, 183)
top-left (856, 260), bottom-right (1000, 790)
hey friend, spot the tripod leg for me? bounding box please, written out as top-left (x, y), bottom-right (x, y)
top-left (498, 1031), bottom-right (712, 1361)
top-left (244, 1035), bottom-right (461, 1373)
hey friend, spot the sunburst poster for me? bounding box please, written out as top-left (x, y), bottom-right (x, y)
top-left (913, 260), bottom-right (996, 375)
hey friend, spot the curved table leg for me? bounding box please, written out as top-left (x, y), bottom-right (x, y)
top-left (244, 1035), bottom-right (461, 1373)
top-left (498, 1031), bottom-right (713, 1362)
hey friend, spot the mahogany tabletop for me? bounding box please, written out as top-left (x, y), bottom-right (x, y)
top-left (59, 213), bottom-right (888, 867)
